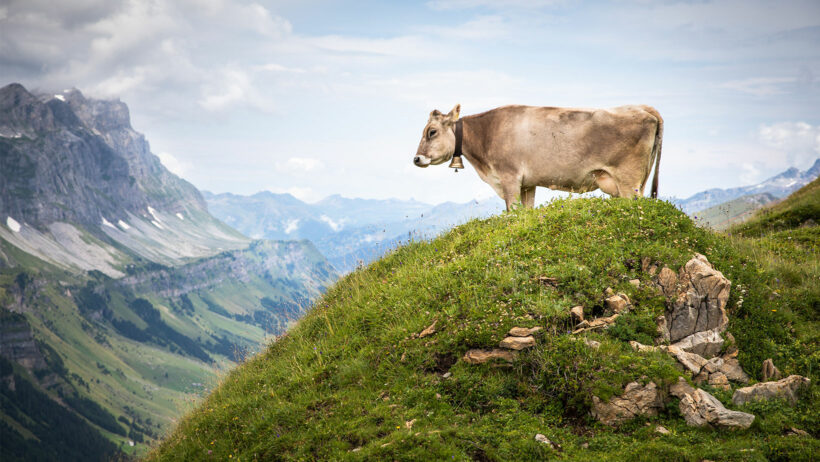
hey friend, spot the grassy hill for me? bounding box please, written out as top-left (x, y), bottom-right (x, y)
top-left (691, 193), bottom-right (777, 231)
top-left (150, 196), bottom-right (818, 461)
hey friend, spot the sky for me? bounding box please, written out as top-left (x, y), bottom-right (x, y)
top-left (1, 0), bottom-right (819, 205)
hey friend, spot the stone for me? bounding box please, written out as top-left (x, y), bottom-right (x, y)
top-left (667, 345), bottom-right (708, 375)
top-left (670, 329), bottom-right (724, 358)
top-left (570, 305), bottom-right (585, 324)
top-left (657, 266), bottom-right (678, 297)
top-left (591, 382), bottom-right (664, 426)
top-left (679, 389), bottom-right (755, 429)
top-left (508, 326), bottom-right (542, 337)
top-left (761, 358), bottom-right (781, 382)
top-left (785, 427), bottom-right (809, 437)
top-left (629, 341), bottom-right (661, 353)
top-left (604, 287), bottom-right (615, 297)
top-left (534, 434), bottom-right (560, 449)
top-left (708, 372), bottom-right (730, 390)
top-left (405, 419), bottom-right (416, 429)
top-left (693, 371), bottom-right (709, 385)
top-left (499, 335), bottom-right (536, 350)
top-left (605, 294), bottom-right (631, 314)
top-left (656, 315), bottom-right (671, 344)
top-left (463, 349), bottom-right (516, 365)
top-left (670, 377), bottom-right (695, 399)
top-left (655, 425), bottom-right (670, 435)
top-left (719, 358), bottom-right (750, 383)
top-left (641, 256), bottom-right (652, 273)
top-left (573, 314), bottom-right (620, 334)
top-left (629, 279), bottom-right (641, 288)
top-left (732, 375), bottom-right (811, 406)
top-left (583, 338), bottom-right (601, 349)
top-left (665, 254), bottom-right (730, 343)
top-left (418, 320), bottom-right (438, 338)
top-left (538, 276), bottom-right (559, 287)
top-left (442, 372), bottom-right (451, 379)
top-left (703, 357), bottom-right (723, 374)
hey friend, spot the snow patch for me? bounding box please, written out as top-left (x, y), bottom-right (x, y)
top-left (101, 217), bottom-right (116, 229)
top-left (151, 220), bottom-right (165, 230)
top-left (117, 220), bottom-right (131, 230)
top-left (6, 217), bottom-right (21, 232)
top-left (175, 212), bottom-right (185, 220)
top-left (53, 94), bottom-right (65, 102)
top-left (319, 215), bottom-right (343, 231)
top-left (284, 219), bottom-right (299, 234)
top-left (147, 206), bottom-right (162, 222)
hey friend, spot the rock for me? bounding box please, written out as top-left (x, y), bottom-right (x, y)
top-left (762, 358), bottom-right (781, 382)
top-left (785, 427), bottom-right (809, 437)
top-left (670, 329), bottom-right (724, 358)
top-left (656, 315), bottom-right (671, 344)
top-left (670, 377), bottom-right (695, 399)
top-left (508, 326), bottom-right (541, 337)
top-left (405, 419), bottom-right (416, 429)
top-left (629, 340), bottom-right (662, 353)
top-left (720, 358), bottom-right (750, 383)
top-left (641, 256), bottom-right (652, 273)
top-left (693, 371), bottom-right (709, 385)
top-left (723, 332), bottom-right (738, 357)
top-left (463, 349), bottom-right (516, 365)
top-left (665, 254), bottom-right (730, 343)
top-left (679, 389), bottom-right (755, 429)
top-left (537, 276), bottom-right (559, 287)
top-left (667, 345), bottom-right (708, 375)
top-left (442, 372), bottom-right (451, 379)
top-left (703, 357), bottom-right (723, 374)
top-left (351, 447), bottom-right (362, 452)
top-left (499, 335), bottom-right (536, 350)
top-left (657, 266), bottom-right (678, 297)
top-left (629, 279), bottom-right (641, 288)
top-left (591, 382), bottom-right (664, 426)
top-left (708, 372), bottom-right (730, 390)
top-left (418, 320), bottom-right (438, 338)
top-left (604, 287), bottom-right (615, 297)
top-left (572, 314), bottom-right (620, 334)
top-left (605, 293), bottom-right (631, 314)
top-left (534, 434), bottom-right (560, 449)
top-left (570, 305), bottom-right (585, 324)
top-left (655, 425), bottom-right (670, 435)
top-left (732, 375), bottom-right (811, 406)
top-left (583, 338), bottom-right (601, 349)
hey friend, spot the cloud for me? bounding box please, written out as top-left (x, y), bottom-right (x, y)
top-left (427, 0), bottom-right (563, 10)
top-left (758, 122), bottom-right (820, 153)
top-left (276, 157), bottom-right (324, 173)
top-left (199, 68), bottom-right (259, 112)
top-left (319, 215), bottom-right (344, 231)
top-left (156, 151), bottom-right (190, 176)
top-left (720, 77), bottom-right (796, 96)
top-left (283, 218), bottom-right (299, 234)
top-left (739, 163), bottom-right (760, 185)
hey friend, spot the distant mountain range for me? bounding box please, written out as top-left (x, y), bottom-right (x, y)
top-left (0, 83), bottom-right (335, 460)
top-left (204, 191), bottom-right (504, 272)
top-left (671, 159), bottom-right (820, 215)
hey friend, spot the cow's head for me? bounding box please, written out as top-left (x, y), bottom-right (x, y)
top-left (413, 104), bottom-right (460, 168)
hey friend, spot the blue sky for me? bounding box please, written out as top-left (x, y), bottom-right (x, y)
top-left (1, 0), bottom-right (819, 204)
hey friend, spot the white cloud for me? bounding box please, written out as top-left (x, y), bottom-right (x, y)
top-left (758, 122), bottom-right (820, 154)
top-left (319, 215), bottom-right (344, 231)
top-left (283, 218), bottom-right (299, 234)
top-left (257, 63), bottom-right (307, 73)
top-left (276, 157), bottom-right (324, 173)
top-left (157, 151), bottom-right (189, 176)
top-left (199, 69), bottom-right (258, 112)
top-left (740, 163), bottom-right (761, 185)
top-left (720, 77), bottom-right (796, 97)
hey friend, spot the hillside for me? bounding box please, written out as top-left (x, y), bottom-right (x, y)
top-left (0, 83), bottom-right (338, 460)
top-left (692, 193), bottom-right (778, 231)
top-left (731, 177), bottom-right (820, 240)
top-left (151, 197), bottom-right (818, 460)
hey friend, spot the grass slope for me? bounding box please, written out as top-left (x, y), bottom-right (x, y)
top-left (691, 193), bottom-right (777, 231)
top-left (151, 197), bottom-right (819, 461)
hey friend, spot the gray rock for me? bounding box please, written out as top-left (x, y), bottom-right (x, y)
top-left (762, 358), bottom-right (781, 382)
top-left (732, 375), bottom-right (811, 406)
top-left (720, 358), bottom-right (750, 383)
top-left (534, 434), bottom-right (560, 449)
top-left (570, 305), bottom-right (585, 324)
top-left (657, 266), bottom-right (678, 297)
top-left (665, 254), bottom-right (730, 343)
top-left (591, 382), bottom-right (664, 426)
top-left (679, 389), bottom-right (755, 429)
top-left (667, 345), bottom-right (708, 374)
top-left (655, 425), bottom-right (670, 435)
top-left (670, 329), bottom-right (724, 358)
top-left (670, 377), bottom-right (695, 399)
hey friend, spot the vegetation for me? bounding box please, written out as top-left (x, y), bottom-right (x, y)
top-left (150, 194), bottom-right (819, 461)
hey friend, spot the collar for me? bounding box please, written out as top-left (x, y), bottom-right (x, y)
top-left (453, 119), bottom-right (463, 158)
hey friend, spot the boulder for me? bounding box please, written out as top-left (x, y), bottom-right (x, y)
top-left (679, 389), bottom-right (754, 429)
top-left (670, 328), bottom-right (724, 358)
top-left (657, 266), bottom-right (678, 297)
top-left (670, 377), bottom-right (695, 399)
top-left (591, 382), bottom-right (664, 426)
top-left (508, 326), bottom-right (541, 337)
top-left (463, 349), bottom-right (516, 365)
top-left (570, 305), bottom-right (585, 324)
top-left (761, 358), bottom-right (781, 382)
top-left (605, 293), bottom-right (631, 314)
top-left (732, 375), bottom-right (810, 406)
top-left (667, 345), bottom-right (708, 374)
top-left (719, 358), bottom-right (750, 383)
top-left (665, 254), bottom-right (730, 343)
top-left (708, 372), bottom-right (730, 391)
top-left (655, 315), bottom-right (671, 344)
top-left (499, 335), bottom-right (536, 350)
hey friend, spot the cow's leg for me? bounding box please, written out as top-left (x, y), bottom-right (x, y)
top-left (501, 181), bottom-right (523, 211)
top-left (520, 186), bottom-right (536, 209)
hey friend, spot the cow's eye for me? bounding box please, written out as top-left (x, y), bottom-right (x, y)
top-left (428, 129), bottom-right (437, 139)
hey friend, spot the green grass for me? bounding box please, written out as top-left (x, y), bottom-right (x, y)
top-left (732, 177), bottom-right (820, 237)
top-left (149, 196), bottom-right (819, 461)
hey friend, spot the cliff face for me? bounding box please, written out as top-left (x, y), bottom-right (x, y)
top-left (0, 83), bottom-right (204, 230)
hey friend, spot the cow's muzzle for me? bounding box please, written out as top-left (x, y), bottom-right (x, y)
top-left (413, 156), bottom-right (431, 167)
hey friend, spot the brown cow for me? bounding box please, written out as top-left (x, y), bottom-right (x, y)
top-left (413, 104), bottom-right (663, 211)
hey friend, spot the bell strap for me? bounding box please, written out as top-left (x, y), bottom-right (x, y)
top-left (454, 119), bottom-right (463, 159)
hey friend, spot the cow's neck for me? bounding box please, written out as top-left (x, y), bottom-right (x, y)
top-left (458, 116), bottom-right (490, 177)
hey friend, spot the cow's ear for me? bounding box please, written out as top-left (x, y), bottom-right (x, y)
top-left (447, 104), bottom-right (460, 123)
top-left (429, 109), bottom-right (443, 119)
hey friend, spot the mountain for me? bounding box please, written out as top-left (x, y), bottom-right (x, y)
top-left (0, 83), bottom-right (336, 460)
top-left (150, 195), bottom-right (819, 460)
top-left (204, 191), bottom-right (504, 272)
top-left (691, 192), bottom-right (778, 231)
top-left (673, 159), bottom-right (820, 214)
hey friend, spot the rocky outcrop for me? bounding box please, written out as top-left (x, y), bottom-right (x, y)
top-left (671, 329), bottom-right (724, 358)
top-left (0, 309), bottom-right (47, 371)
top-left (591, 381), bottom-right (664, 426)
top-left (666, 346), bottom-right (749, 388)
top-left (679, 389), bottom-right (755, 429)
top-left (732, 375), bottom-right (811, 406)
top-left (761, 359), bottom-right (781, 381)
top-left (659, 254), bottom-right (730, 350)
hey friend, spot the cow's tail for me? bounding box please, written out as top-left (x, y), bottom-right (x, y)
top-left (647, 107), bottom-right (663, 199)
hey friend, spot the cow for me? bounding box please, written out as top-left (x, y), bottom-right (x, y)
top-left (413, 104), bottom-right (663, 211)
